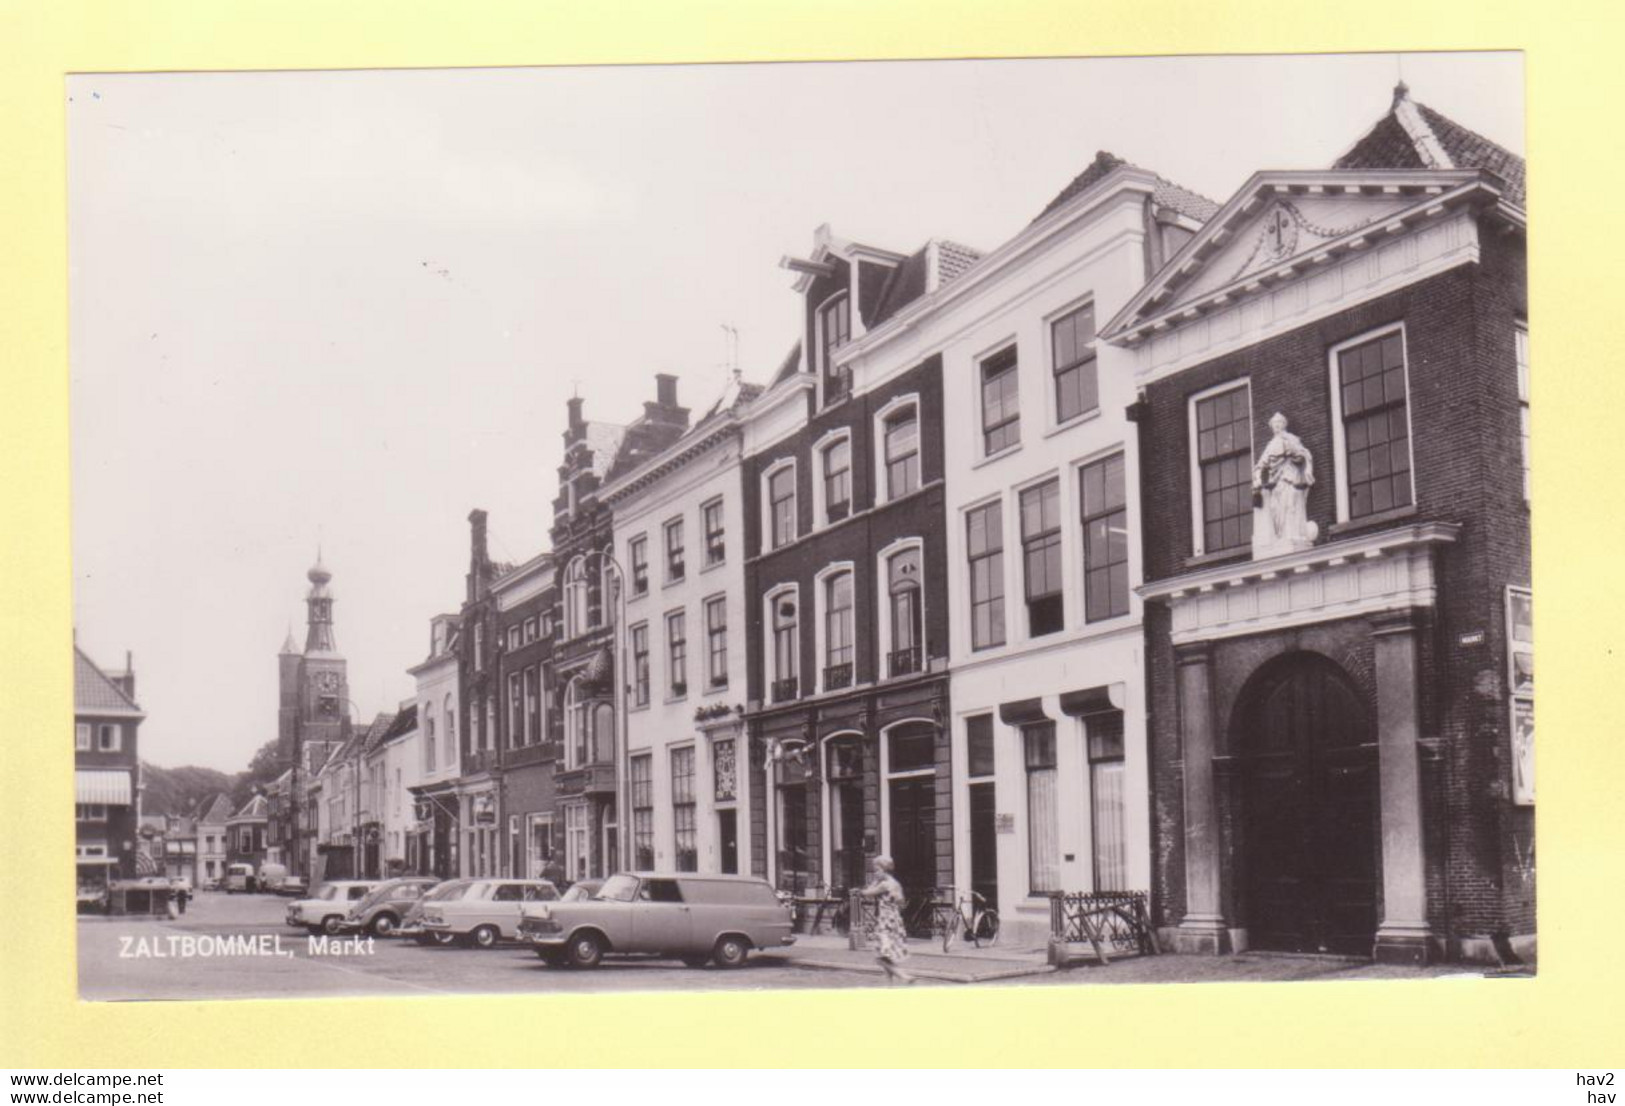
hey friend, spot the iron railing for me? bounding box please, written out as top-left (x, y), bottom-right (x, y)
top-left (888, 646), bottom-right (923, 678)
top-left (1049, 890), bottom-right (1159, 962)
top-left (771, 677), bottom-right (799, 703)
top-left (823, 663), bottom-right (853, 691)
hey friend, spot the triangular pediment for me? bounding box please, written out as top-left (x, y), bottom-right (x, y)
top-left (1171, 190), bottom-right (1418, 305)
top-left (1103, 168), bottom-right (1503, 343)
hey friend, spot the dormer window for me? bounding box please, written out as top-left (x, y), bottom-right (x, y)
top-left (819, 293), bottom-right (851, 404)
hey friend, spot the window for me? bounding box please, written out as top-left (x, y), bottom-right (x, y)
top-left (884, 407), bottom-right (920, 499)
top-left (76, 803), bottom-right (107, 822)
top-left (966, 714), bottom-right (995, 775)
top-left (770, 590), bottom-right (799, 703)
top-left (76, 723), bottom-right (91, 751)
top-left (667, 611), bottom-right (688, 697)
top-left (524, 666), bottom-right (540, 745)
top-left (629, 536), bottom-right (648, 596)
top-left (705, 596), bottom-right (728, 689)
top-left (823, 571), bottom-right (854, 691)
top-left (819, 293), bottom-right (852, 402)
top-left (1052, 302), bottom-right (1099, 423)
top-left (1088, 712), bottom-right (1128, 891)
top-left (1508, 587), bottom-right (1534, 805)
top-left (564, 558), bottom-right (589, 637)
top-left (424, 712), bottom-right (436, 770)
top-left (566, 680), bottom-right (589, 769)
top-left (981, 347), bottom-right (1020, 455)
top-left (485, 697), bottom-right (496, 751)
top-left (671, 747), bottom-right (697, 871)
top-left (768, 464), bottom-right (796, 549)
top-left (1080, 453), bottom-right (1129, 622)
top-left (523, 617), bottom-right (539, 643)
top-left (508, 672), bottom-right (523, 748)
top-left (630, 623), bottom-right (650, 707)
top-left (444, 697), bottom-right (455, 759)
top-left (630, 754), bottom-right (654, 870)
top-left (665, 518), bottom-right (686, 583)
top-left (1334, 327), bottom-right (1414, 520)
top-left (887, 547), bottom-right (923, 678)
top-left (508, 626), bottom-right (521, 651)
top-left (1193, 383), bottom-right (1254, 553)
top-left (1516, 322), bottom-right (1530, 502)
top-left (474, 622), bottom-right (486, 670)
top-left (703, 499), bottom-right (726, 566)
top-left (712, 737), bottom-right (737, 802)
top-left (98, 724), bottom-right (121, 752)
top-left (1020, 480), bottom-right (1064, 637)
top-left (967, 501), bottom-right (1006, 650)
top-left (822, 437), bottom-right (852, 523)
top-left (1024, 722), bottom-right (1059, 893)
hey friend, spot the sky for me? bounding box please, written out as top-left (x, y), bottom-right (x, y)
top-left (68, 52), bottom-right (1524, 771)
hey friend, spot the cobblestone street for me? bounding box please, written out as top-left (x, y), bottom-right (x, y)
top-left (77, 890), bottom-right (1501, 1002)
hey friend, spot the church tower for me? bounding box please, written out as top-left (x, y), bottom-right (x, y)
top-left (276, 553), bottom-right (351, 769)
top-left (277, 625), bottom-right (301, 759)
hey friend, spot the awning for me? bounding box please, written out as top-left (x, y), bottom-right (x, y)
top-left (998, 698), bottom-right (1050, 726)
top-left (76, 769), bottom-right (133, 805)
top-left (1059, 683), bottom-right (1126, 718)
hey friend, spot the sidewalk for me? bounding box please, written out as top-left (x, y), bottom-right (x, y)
top-left (767, 933), bottom-right (1057, 984)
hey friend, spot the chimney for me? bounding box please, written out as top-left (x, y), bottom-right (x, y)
top-left (643, 373), bottom-right (690, 430)
top-left (468, 509), bottom-right (490, 601)
top-left (567, 396), bottom-right (585, 436)
top-left (112, 651), bottom-right (137, 701)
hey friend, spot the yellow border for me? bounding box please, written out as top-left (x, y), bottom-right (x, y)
top-left (3, 0), bottom-right (1620, 1069)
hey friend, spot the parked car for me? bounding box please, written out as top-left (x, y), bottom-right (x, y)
top-left (276, 874), bottom-right (308, 898)
top-left (399, 879), bottom-right (471, 945)
top-left (517, 872), bottom-right (794, 969)
top-left (339, 877), bottom-right (440, 937)
top-left (257, 862), bottom-right (290, 893)
top-left (284, 881), bottom-right (379, 935)
top-left (560, 878), bottom-right (603, 903)
top-left (224, 863), bottom-right (256, 893)
top-left (416, 879), bottom-right (559, 948)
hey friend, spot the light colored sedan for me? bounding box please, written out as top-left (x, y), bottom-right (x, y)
top-left (416, 879), bottom-right (559, 948)
top-left (517, 872), bottom-right (794, 969)
top-left (285, 881), bottom-right (379, 935)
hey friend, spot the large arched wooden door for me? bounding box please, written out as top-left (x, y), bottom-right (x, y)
top-left (1234, 653), bottom-right (1378, 955)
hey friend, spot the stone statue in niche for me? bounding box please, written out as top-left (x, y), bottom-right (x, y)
top-left (1251, 412), bottom-right (1319, 559)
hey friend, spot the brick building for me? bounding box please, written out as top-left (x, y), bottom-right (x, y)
top-left (829, 154), bottom-right (1216, 942)
top-left (74, 645), bottom-right (145, 904)
top-left (490, 551), bottom-right (561, 880)
top-left (548, 380), bottom-right (690, 880)
top-left (1102, 85), bottom-right (1529, 963)
top-left (742, 226), bottom-right (961, 910)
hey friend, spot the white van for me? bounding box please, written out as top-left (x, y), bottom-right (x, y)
top-left (224, 863), bottom-right (256, 893)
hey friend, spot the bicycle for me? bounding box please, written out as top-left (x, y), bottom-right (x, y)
top-left (939, 889), bottom-right (999, 953)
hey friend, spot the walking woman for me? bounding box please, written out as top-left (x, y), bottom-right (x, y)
top-left (860, 855), bottom-right (916, 984)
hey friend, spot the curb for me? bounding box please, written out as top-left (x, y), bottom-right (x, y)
top-left (778, 955), bottom-right (1058, 984)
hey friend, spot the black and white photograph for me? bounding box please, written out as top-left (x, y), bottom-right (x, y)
top-left (68, 51), bottom-right (1530, 1002)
